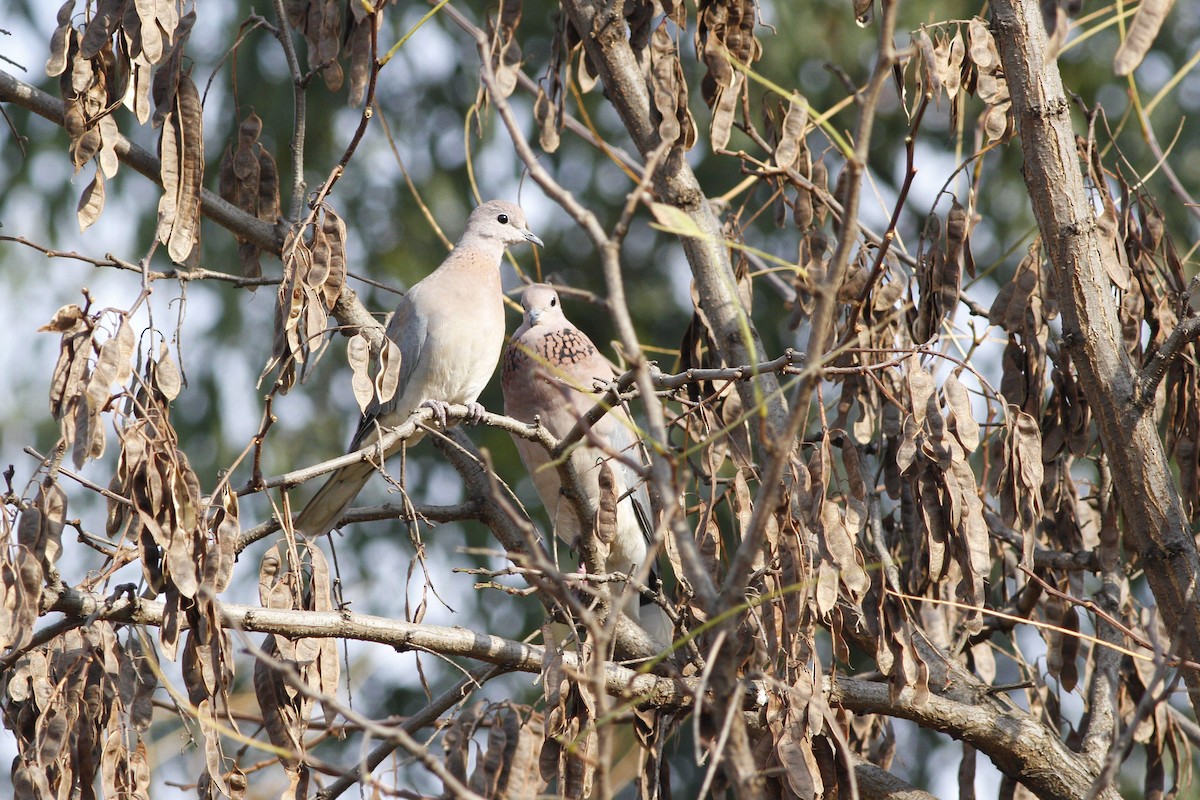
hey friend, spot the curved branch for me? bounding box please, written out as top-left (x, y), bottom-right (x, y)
top-left (829, 678), bottom-right (1119, 800)
top-left (34, 584), bottom-right (1119, 800)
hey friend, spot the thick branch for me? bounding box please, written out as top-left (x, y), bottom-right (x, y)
top-left (991, 0), bottom-right (1200, 713)
top-left (850, 755), bottom-right (938, 800)
top-left (829, 678), bottom-right (1119, 800)
top-left (37, 584), bottom-right (1117, 798)
top-left (26, 579), bottom-right (1119, 798)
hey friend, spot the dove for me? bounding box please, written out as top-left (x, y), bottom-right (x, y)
top-left (294, 200), bottom-right (542, 539)
top-left (501, 283), bottom-right (671, 646)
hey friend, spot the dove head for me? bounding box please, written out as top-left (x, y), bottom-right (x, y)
top-left (464, 200), bottom-right (544, 250)
top-left (520, 283), bottom-right (567, 328)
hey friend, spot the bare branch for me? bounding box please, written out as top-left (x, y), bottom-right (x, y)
top-left (235, 501), bottom-right (483, 552)
top-left (270, 0), bottom-right (308, 221)
top-left (829, 678), bottom-right (1120, 800)
top-left (316, 663), bottom-right (507, 800)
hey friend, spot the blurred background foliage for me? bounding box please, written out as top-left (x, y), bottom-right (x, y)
top-left (2, 0), bottom-right (1200, 794)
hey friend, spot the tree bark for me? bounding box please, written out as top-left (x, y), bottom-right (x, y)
top-left (991, 0), bottom-right (1200, 714)
top-left (33, 585), bottom-right (1114, 799)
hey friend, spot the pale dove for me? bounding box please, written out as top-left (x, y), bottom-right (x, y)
top-left (295, 200), bottom-right (542, 539)
top-left (502, 283), bottom-right (671, 645)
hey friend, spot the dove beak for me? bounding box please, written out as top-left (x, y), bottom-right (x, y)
top-left (527, 308), bottom-right (543, 325)
top-left (522, 229), bottom-right (544, 248)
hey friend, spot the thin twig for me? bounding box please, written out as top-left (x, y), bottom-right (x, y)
top-left (24, 447), bottom-right (133, 507)
top-left (235, 501), bottom-right (483, 552)
top-left (241, 633), bottom-right (488, 800)
top-left (1019, 567), bottom-right (1200, 671)
top-left (0, 236), bottom-right (280, 287)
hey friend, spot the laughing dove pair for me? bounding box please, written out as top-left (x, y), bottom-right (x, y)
top-left (502, 284), bottom-right (671, 646)
top-left (294, 200), bottom-right (543, 540)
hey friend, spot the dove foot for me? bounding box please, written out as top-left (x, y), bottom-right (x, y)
top-left (420, 399), bottom-right (452, 428)
top-left (464, 401), bottom-right (486, 425)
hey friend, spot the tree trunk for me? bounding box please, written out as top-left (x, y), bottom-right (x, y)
top-left (992, 0), bottom-right (1200, 713)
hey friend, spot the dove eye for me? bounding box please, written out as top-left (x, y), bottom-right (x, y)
top-left (497, 213), bottom-right (510, 225)
top-left (550, 297), bottom-right (557, 306)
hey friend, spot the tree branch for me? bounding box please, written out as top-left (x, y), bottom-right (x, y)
top-left (432, 427), bottom-right (669, 662)
top-left (43, 585), bottom-right (693, 708)
top-left (828, 678), bottom-right (1119, 800)
top-left (316, 664), bottom-right (503, 800)
top-left (235, 501), bottom-right (482, 552)
top-left (0, 68), bottom-right (280, 253)
top-left (270, 0), bottom-right (308, 221)
top-left (25, 578), bottom-right (1123, 796)
top-left (1137, 311), bottom-right (1200, 407)
top-left (33, 584), bottom-right (1121, 800)
top-left (850, 754), bottom-right (939, 800)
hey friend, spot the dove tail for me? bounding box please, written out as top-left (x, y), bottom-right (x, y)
top-left (636, 597), bottom-right (674, 650)
top-left (292, 460), bottom-right (377, 539)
